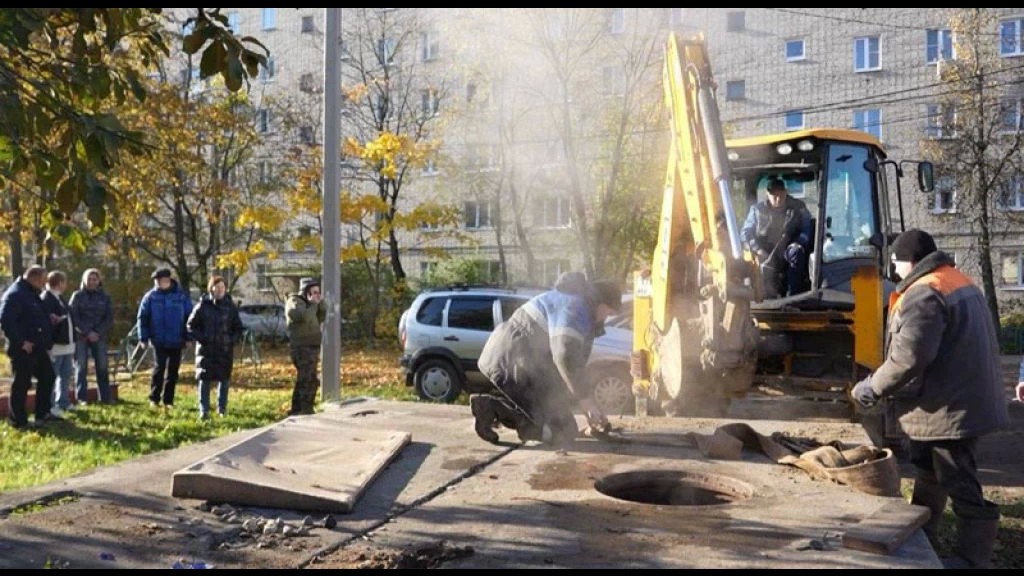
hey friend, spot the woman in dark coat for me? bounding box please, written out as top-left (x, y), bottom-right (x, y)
top-left (187, 276), bottom-right (243, 420)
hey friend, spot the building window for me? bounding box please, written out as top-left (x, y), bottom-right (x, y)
top-left (784, 110), bottom-right (804, 132)
top-left (609, 8), bottom-right (625, 35)
top-left (1000, 176), bottom-right (1024, 211)
top-left (1002, 252), bottom-right (1024, 286)
top-left (301, 15), bottom-right (314, 34)
top-left (261, 8), bottom-right (276, 31)
top-left (670, 8), bottom-right (684, 27)
top-left (256, 263), bottom-right (272, 291)
top-left (926, 29), bottom-right (954, 64)
top-left (725, 80), bottom-right (745, 101)
top-left (852, 108), bottom-right (881, 140)
top-left (466, 82), bottom-right (477, 104)
top-left (257, 109), bottom-right (270, 133)
top-left (227, 12), bottom-right (240, 34)
top-left (1001, 97), bottom-right (1023, 132)
top-left (300, 73), bottom-right (317, 93)
top-left (534, 197), bottom-right (571, 228)
top-left (419, 261), bottom-right (437, 276)
top-left (421, 89), bottom-right (439, 116)
top-left (299, 125), bottom-right (314, 144)
top-left (925, 104), bottom-right (956, 139)
top-left (933, 176), bottom-right (956, 213)
top-left (469, 143), bottom-right (499, 171)
top-left (539, 259), bottom-right (571, 287)
top-left (1001, 18), bottom-right (1024, 57)
top-left (479, 261), bottom-right (501, 284)
top-left (422, 158), bottom-right (438, 176)
top-left (259, 57), bottom-right (276, 82)
top-left (785, 39), bottom-right (805, 62)
top-left (854, 36), bottom-right (880, 72)
top-left (377, 38), bottom-right (396, 64)
top-left (602, 65), bottom-right (625, 95)
top-left (421, 31), bottom-right (439, 61)
top-left (258, 161), bottom-right (272, 184)
top-left (726, 11), bottom-right (745, 32)
top-left (464, 201), bottom-right (493, 229)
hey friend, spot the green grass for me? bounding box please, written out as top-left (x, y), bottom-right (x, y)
top-left (1, 343), bottom-right (417, 494)
top-left (0, 379), bottom-right (290, 493)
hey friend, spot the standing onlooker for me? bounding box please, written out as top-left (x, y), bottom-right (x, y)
top-left (1, 266), bottom-right (59, 429)
top-left (852, 229), bottom-right (1007, 568)
top-left (41, 271), bottom-right (75, 416)
top-left (285, 277), bottom-right (326, 415)
top-left (187, 276), bottom-right (243, 420)
top-left (69, 268), bottom-right (114, 405)
top-left (137, 268), bottom-right (192, 409)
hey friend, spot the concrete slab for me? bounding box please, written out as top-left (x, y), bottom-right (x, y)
top-left (318, 414), bottom-right (940, 569)
top-left (171, 417), bottom-right (411, 513)
top-left (0, 400), bottom-right (939, 568)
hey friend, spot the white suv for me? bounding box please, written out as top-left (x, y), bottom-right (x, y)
top-left (398, 286), bottom-right (635, 415)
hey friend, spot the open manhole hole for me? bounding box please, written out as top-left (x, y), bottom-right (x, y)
top-left (595, 470), bottom-right (754, 506)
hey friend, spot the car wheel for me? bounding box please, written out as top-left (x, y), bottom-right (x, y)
top-left (414, 358), bottom-right (462, 403)
top-left (590, 365), bottom-right (634, 416)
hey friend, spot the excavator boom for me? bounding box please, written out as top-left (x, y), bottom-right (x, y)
top-left (633, 34), bottom-right (759, 416)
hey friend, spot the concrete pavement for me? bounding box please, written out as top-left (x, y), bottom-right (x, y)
top-left (0, 399), bottom-right (938, 569)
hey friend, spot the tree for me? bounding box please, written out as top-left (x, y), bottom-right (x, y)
top-left (0, 8), bottom-right (268, 277)
top-left (520, 8), bottom-right (664, 281)
top-left (266, 80), bottom-right (467, 338)
top-left (109, 78), bottom-right (269, 294)
top-left (334, 9), bottom-right (462, 331)
top-left (922, 8), bottom-right (1024, 327)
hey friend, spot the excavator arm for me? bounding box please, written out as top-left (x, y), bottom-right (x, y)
top-left (632, 34), bottom-right (760, 416)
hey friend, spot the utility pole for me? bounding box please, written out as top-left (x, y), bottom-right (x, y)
top-left (321, 8), bottom-right (342, 402)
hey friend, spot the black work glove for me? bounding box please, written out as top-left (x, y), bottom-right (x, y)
top-left (851, 376), bottom-right (879, 409)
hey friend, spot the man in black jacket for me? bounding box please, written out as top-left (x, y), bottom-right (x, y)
top-left (1, 266), bottom-right (60, 429)
top-left (852, 229), bottom-right (1007, 568)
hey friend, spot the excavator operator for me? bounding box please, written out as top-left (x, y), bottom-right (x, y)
top-left (740, 177), bottom-right (812, 298)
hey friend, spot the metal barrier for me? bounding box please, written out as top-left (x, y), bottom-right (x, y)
top-left (118, 325), bottom-right (262, 377)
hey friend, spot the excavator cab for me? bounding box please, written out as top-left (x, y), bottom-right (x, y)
top-left (725, 130), bottom-right (898, 413)
top-left (728, 130), bottom-right (892, 304)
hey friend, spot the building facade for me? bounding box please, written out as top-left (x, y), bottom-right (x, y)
top-left (172, 8), bottom-right (1024, 309)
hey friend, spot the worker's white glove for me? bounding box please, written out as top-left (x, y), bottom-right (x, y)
top-left (579, 398), bottom-right (608, 431)
top-left (1016, 382), bottom-right (1024, 403)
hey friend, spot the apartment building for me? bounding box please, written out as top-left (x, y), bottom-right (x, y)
top-left (170, 8), bottom-right (1024, 308)
top-left (681, 8), bottom-right (1024, 307)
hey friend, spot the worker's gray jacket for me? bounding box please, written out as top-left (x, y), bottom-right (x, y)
top-left (869, 251), bottom-right (1008, 440)
top-left (477, 278), bottom-right (598, 421)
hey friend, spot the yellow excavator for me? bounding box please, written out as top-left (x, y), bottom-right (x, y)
top-left (631, 33), bottom-right (933, 435)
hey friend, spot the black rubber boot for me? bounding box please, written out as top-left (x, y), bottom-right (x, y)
top-left (489, 399), bottom-right (541, 443)
top-left (470, 394), bottom-right (500, 444)
top-left (910, 475), bottom-right (947, 542)
top-left (946, 501), bottom-right (1000, 569)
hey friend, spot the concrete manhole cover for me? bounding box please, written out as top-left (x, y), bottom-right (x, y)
top-left (595, 470), bottom-right (755, 506)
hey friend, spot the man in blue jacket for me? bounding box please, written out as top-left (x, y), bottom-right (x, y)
top-left (137, 268), bottom-right (192, 408)
top-left (1, 266), bottom-right (59, 429)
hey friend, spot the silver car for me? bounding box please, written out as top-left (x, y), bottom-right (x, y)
top-left (398, 287), bottom-right (634, 414)
top-left (238, 304), bottom-right (288, 341)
